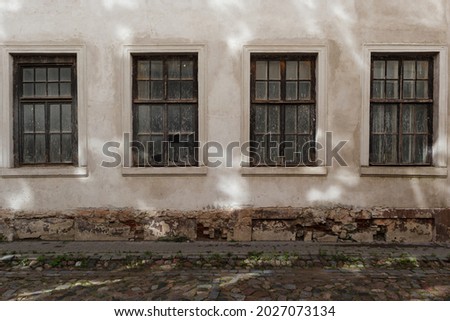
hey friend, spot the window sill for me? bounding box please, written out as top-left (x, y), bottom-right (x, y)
top-left (360, 166), bottom-right (447, 178)
top-left (241, 166), bottom-right (327, 176)
top-left (122, 166), bottom-right (208, 177)
top-left (1, 166), bottom-right (88, 178)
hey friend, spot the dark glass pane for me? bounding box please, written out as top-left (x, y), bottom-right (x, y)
top-left (180, 81), bottom-right (194, 99)
top-left (181, 60), bottom-right (193, 79)
top-left (35, 68), bottom-right (47, 82)
top-left (415, 105), bottom-right (428, 132)
top-left (181, 104), bottom-right (195, 132)
top-left (386, 61), bottom-right (398, 79)
top-left (402, 104), bottom-right (414, 132)
top-left (284, 135), bottom-right (296, 162)
top-left (255, 81), bottom-right (267, 100)
top-left (403, 80), bottom-right (415, 98)
top-left (50, 104), bottom-right (61, 132)
top-left (298, 105), bottom-right (311, 134)
top-left (168, 60), bottom-right (180, 79)
top-left (372, 80), bottom-right (384, 98)
top-left (255, 61), bottom-right (267, 80)
top-left (416, 80), bottom-right (428, 99)
top-left (48, 68), bottom-right (59, 81)
top-left (35, 134), bottom-right (46, 163)
top-left (61, 104), bottom-right (72, 132)
top-left (286, 81), bottom-right (297, 100)
top-left (373, 61), bottom-right (385, 79)
top-left (23, 83), bottom-right (34, 97)
top-left (48, 83), bottom-right (59, 96)
top-left (150, 81), bottom-right (164, 100)
top-left (286, 61), bottom-right (298, 80)
top-left (150, 135), bottom-right (163, 163)
top-left (23, 134), bottom-right (34, 163)
top-left (403, 61), bottom-right (415, 79)
top-left (168, 105), bottom-right (181, 132)
top-left (254, 105), bottom-right (266, 133)
top-left (386, 80), bottom-right (398, 98)
top-left (384, 104), bottom-right (398, 133)
top-left (60, 83), bottom-right (71, 96)
top-left (371, 105), bottom-right (384, 133)
top-left (34, 104), bottom-right (45, 132)
top-left (269, 134), bottom-right (280, 163)
top-left (137, 60), bottom-right (150, 79)
top-left (151, 61), bottom-right (163, 79)
top-left (50, 134), bottom-right (61, 163)
top-left (61, 134), bottom-right (72, 162)
top-left (138, 105), bottom-right (150, 133)
top-left (370, 134), bottom-right (383, 163)
top-left (297, 135), bottom-right (310, 163)
top-left (268, 81), bottom-right (280, 100)
top-left (268, 61), bottom-right (280, 80)
top-left (60, 68), bottom-right (71, 81)
top-left (401, 135), bottom-right (413, 163)
top-left (35, 83), bottom-right (46, 96)
top-left (385, 134), bottom-right (398, 163)
top-left (268, 105), bottom-right (280, 133)
top-left (23, 68), bottom-right (34, 82)
top-left (416, 61), bottom-right (428, 79)
top-left (285, 105), bottom-right (296, 133)
top-left (299, 61), bottom-right (311, 80)
top-left (138, 81), bottom-right (149, 100)
top-left (168, 81), bottom-right (180, 99)
top-left (299, 81), bottom-right (311, 100)
top-left (23, 104), bottom-right (34, 132)
top-left (414, 135), bottom-right (428, 164)
top-left (136, 135), bottom-right (150, 165)
top-left (150, 105), bottom-right (164, 132)
top-left (254, 134), bottom-right (266, 165)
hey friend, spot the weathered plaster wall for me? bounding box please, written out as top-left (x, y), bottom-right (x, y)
top-left (0, 0), bottom-right (449, 241)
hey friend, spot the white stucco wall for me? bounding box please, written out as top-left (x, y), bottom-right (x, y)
top-left (0, 0), bottom-right (449, 211)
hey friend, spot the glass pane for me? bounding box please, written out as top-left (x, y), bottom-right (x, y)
top-left (285, 105), bottom-right (296, 133)
top-left (61, 134), bottom-right (72, 162)
top-left (48, 83), bottom-right (59, 96)
top-left (150, 105), bottom-right (164, 132)
top-left (23, 68), bottom-right (34, 82)
top-left (414, 135), bottom-right (428, 163)
top-left (50, 104), bottom-right (61, 132)
top-left (299, 61), bottom-right (311, 80)
top-left (269, 135), bottom-right (280, 163)
top-left (23, 84), bottom-right (34, 97)
top-left (284, 135), bottom-right (296, 162)
top-left (401, 135), bottom-right (413, 163)
top-left (151, 61), bottom-right (163, 79)
top-left (385, 135), bottom-right (398, 163)
top-left (138, 105), bottom-right (150, 133)
top-left (416, 80), bottom-right (428, 99)
top-left (268, 81), bottom-right (280, 100)
top-left (181, 104), bottom-right (195, 132)
top-left (370, 135), bottom-right (383, 164)
top-left (34, 104), bottom-right (45, 132)
top-left (137, 60), bottom-right (150, 78)
top-left (386, 61), bottom-right (399, 79)
top-left (23, 135), bottom-right (34, 163)
top-left (416, 61), bottom-right (428, 79)
top-left (151, 135), bottom-right (163, 163)
top-left (50, 134), bottom-right (61, 163)
top-left (385, 80), bottom-right (398, 98)
top-left (168, 60), bottom-right (180, 79)
top-left (136, 135), bottom-right (149, 165)
top-left (23, 104), bottom-right (34, 132)
top-left (138, 81), bottom-right (149, 99)
top-left (35, 83), bottom-right (46, 96)
top-left (415, 105), bottom-right (428, 132)
top-left (168, 105), bottom-right (181, 132)
top-left (297, 136), bottom-right (310, 163)
top-left (372, 80), bottom-right (384, 99)
top-left (384, 104), bottom-right (398, 133)
top-left (299, 81), bottom-right (311, 100)
top-left (403, 80), bottom-right (415, 99)
top-left (35, 134), bottom-right (46, 163)
top-left (168, 81), bottom-right (181, 99)
top-left (255, 81), bottom-right (267, 100)
top-left (181, 61), bottom-right (193, 78)
top-left (268, 61), bottom-right (280, 80)
top-left (48, 68), bottom-right (59, 81)
top-left (254, 105), bottom-right (266, 133)
top-left (253, 134), bottom-right (266, 164)
top-left (373, 60), bottom-right (385, 79)
top-left (268, 105), bottom-right (280, 133)
top-left (180, 81), bottom-right (194, 99)
top-left (286, 61), bottom-right (298, 80)
top-left (298, 105), bottom-right (311, 134)
top-left (60, 68), bottom-right (71, 81)
top-left (255, 61), bottom-right (267, 80)
top-left (371, 105), bottom-right (385, 133)
top-left (402, 104), bottom-right (414, 132)
top-left (35, 68), bottom-right (47, 82)
top-left (150, 81), bottom-right (164, 100)
top-left (61, 104), bottom-right (72, 131)
top-left (403, 61), bottom-right (416, 79)
top-left (286, 81), bottom-right (297, 100)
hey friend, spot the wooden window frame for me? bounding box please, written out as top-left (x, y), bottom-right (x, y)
top-left (131, 54), bottom-right (199, 167)
top-left (13, 54), bottom-right (78, 167)
top-left (250, 53), bottom-right (317, 167)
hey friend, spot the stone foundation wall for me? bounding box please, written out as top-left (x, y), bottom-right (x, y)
top-left (0, 207), bottom-right (448, 243)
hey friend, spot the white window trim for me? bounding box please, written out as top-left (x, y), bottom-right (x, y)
top-left (0, 44), bottom-right (88, 178)
top-left (360, 44), bottom-right (448, 177)
top-left (241, 44), bottom-right (328, 176)
top-left (122, 44), bottom-right (207, 176)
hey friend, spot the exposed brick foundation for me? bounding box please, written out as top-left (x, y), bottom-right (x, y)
top-left (0, 207), bottom-right (448, 242)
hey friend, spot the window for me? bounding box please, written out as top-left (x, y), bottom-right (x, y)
top-left (13, 55), bottom-right (78, 166)
top-left (132, 54), bottom-right (198, 167)
top-left (370, 54), bottom-right (433, 165)
top-left (250, 54), bottom-right (317, 166)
